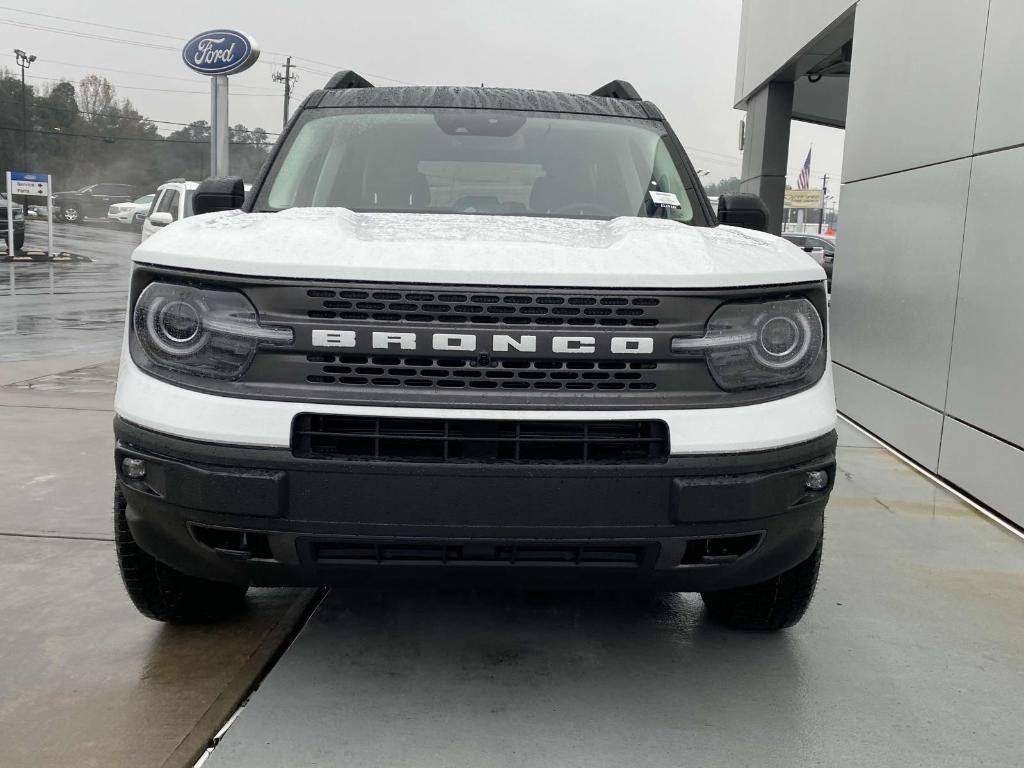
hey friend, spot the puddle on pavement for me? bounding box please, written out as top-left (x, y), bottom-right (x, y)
top-left (3, 361), bottom-right (119, 394)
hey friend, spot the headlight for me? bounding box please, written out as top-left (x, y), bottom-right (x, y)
top-left (132, 282), bottom-right (292, 380)
top-left (672, 298), bottom-right (823, 390)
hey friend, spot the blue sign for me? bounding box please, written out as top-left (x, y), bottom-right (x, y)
top-left (182, 30), bottom-right (260, 76)
top-left (11, 172), bottom-right (47, 182)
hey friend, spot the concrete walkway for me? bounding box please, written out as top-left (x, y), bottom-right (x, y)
top-left (202, 420), bottom-right (1024, 768)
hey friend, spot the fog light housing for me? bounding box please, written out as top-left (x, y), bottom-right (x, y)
top-left (122, 457), bottom-right (147, 479)
top-left (804, 470), bottom-right (829, 491)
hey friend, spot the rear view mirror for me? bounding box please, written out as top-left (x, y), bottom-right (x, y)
top-left (193, 176), bottom-right (245, 215)
top-left (717, 193), bottom-right (770, 232)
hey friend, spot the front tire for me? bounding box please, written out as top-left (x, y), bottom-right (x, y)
top-left (61, 205), bottom-right (82, 224)
top-left (701, 533), bottom-right (823, 631)
top-left (114, 487), bottom-right (248, 623)
top-left (13, 230), bottom-right (24, 251)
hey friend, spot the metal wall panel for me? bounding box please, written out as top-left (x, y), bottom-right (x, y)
top-left (734, 0), bottom-right (857, 104)
top-left (830, 159), bottom-right (971, 410)
top-left (938, 418), bottom-right (1024, 528)
top-left (841, 0), bottom-right (989, 182)
top-left (944, 147), bottom-right (1024, 448)
top-left (834, 364), bottom-right (943, 470)
top-left (974, 0), bottom-right (1024, 154)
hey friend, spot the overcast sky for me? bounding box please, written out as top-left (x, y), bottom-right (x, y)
top-left (1, 0), bottom-right (844, 188)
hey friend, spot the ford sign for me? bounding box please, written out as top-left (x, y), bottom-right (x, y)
top-left (182, 30), bottom-right (260, 76)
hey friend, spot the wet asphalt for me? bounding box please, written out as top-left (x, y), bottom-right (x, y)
top-left (0, 219), bottom-right (136, 362)
top-left (0, 220), bottom-right (314, 768)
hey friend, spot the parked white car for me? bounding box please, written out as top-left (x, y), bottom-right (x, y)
top-left (108, 194), bottom-right (155, 228)
top-left (140, 180), bottom-right (199, 242)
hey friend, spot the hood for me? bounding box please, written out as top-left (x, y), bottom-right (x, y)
top-left (133, 208), bottom-right (825, 289)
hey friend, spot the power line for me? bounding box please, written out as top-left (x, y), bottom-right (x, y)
top-left (0, 5), bottom-right (184, 42)
top-left (22, 71), bottom-right (281, 97)
top-left (0, 17), bottom-right (179, 51)
top-left (0, 9), bottom-right (417, 86)
top-left (0, 95), bottom-right (281, 135)
top-left (0, 123), bottom-right (272, 146)
top-left (2, 51), bottom-right (281, 93)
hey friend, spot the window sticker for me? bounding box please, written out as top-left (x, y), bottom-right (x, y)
top-left (649, 190), bottom-right (681, 208)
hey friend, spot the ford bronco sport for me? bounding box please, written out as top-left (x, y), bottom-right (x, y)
top-left (114, 73), bottom-right (836, 630)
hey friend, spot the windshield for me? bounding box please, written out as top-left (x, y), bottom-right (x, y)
top-left (134, 195), bottom-right (154, 205)
top-left (255, 109), bottom-right (705, 224)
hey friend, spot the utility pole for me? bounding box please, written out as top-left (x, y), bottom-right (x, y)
top-left (272, 57), bottom-right (298, 128)
top-left (13, 49), bottom-right (37, 169)
top-left (818, 173), bottom-right (829, 234)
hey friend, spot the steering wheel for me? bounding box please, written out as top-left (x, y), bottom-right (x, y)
top-left (550, 202), bottom-right (619, 218)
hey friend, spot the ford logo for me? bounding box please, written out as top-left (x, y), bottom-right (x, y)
top-left (182, 30), bottom-right (260, 76)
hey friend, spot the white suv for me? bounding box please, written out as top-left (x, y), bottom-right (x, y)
top-left (108, 194), bottom-right (155, 228)
top-left (140, 180), bottom-right (199, 242)
top-left (115, 74), bottom-right (835, 631)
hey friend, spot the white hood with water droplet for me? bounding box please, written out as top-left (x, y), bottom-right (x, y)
top-left (134, 208), bottom-right (825, 289)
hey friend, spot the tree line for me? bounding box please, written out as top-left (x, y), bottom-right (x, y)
top-left (0, 69), bottom-right (272, 198)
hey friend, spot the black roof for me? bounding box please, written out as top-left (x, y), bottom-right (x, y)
top-left (311, 85), bottom-right (662, 119)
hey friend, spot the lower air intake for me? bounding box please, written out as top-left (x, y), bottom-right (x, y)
top-left (312, 540), bottom-right (648, 567)
top-left (292, 415), bottom-right (669, 464)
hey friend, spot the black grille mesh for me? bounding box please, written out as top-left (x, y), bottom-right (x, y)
top-left (305, 288), bottom-right (660, 327)
top-left (305, 354), bottom-right (659, 391)
top-left (311, 540), bottom-right (647, 567)
top-left (293, 415), bottom-right (669, 464)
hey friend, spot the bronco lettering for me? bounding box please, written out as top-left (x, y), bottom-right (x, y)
top-left (310, 330), bottom-right (656, 354)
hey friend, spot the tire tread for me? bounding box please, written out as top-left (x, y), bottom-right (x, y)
top-left (701, 534), bottom-right (823, 631)
top-left (114, 488), bottom-right (247, 623)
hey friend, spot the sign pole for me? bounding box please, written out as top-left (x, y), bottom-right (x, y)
top-left (46, 174), bottom-right (54, 258)
top-left (5, 171), bottom-right (13, 253)
top-left (818, 174), bottom-right (828, 235)
top-left (210, 75), bottom-right (230, 176)
top-left (5, 171), bottom-right (13, 295)
top-left (183, 30), bottom-right (259, 178)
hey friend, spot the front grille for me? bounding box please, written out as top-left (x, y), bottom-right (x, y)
top-left (311, 539), bottom-right (648, 567)
top-left (305, 354), bottom-right (658, 391)
top-left (292, 415), bottom-right (669, 464)
top-left (133, 267), bottom-right (827, 410)
top-left (305, 288), bottom-right (660, 327)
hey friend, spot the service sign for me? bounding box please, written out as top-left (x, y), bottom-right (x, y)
top-left (784, 189), bottom-right (824, 209)
top-left (9, 172), bottom-right (49, 197)
top-left (182, 30), bottom-right (260, 76)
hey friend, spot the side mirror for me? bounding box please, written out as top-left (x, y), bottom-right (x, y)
top-left (149, 211), bottom-right (173, 227)
top-left (193, 176), bottom-right (245, 216)
top-left (717, 193), bottom-right (770, 232)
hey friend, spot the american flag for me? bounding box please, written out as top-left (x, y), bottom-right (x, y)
top-left (797, 147), bottom-right (812, 190)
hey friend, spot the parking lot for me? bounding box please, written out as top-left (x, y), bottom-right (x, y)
top-left (0, 221), bottom-right (1021, 767)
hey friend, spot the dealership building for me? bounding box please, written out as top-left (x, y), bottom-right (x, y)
top-left (735, 0), bottom-right (1022, 526)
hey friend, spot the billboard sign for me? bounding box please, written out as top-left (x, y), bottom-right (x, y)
top-left (785, 189), bottom-right (824, 209)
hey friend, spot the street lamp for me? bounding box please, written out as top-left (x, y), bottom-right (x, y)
top-left (13, 48), bottom-right (37, 169)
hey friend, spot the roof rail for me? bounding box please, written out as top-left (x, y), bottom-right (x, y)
top-left (591, 80), bottom-right (641, 101)
top-left (323, 70), bottom-right (375, 90)
top-left (164, 178), bottom-right (186, 184)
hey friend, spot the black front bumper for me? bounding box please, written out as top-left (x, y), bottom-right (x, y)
top-left (115, 418), bottom-right (836, 591)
